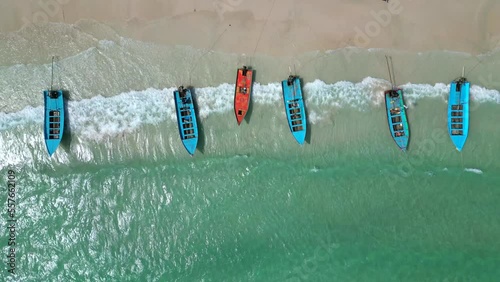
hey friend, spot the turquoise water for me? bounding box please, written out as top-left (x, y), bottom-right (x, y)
top-left (1, 23), bottom-right (500, 281)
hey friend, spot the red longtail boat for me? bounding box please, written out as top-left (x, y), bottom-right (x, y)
top-left (234, 66), bottom-right (254, 125)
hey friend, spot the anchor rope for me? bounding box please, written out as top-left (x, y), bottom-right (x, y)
top-left (290, 0), bottom-right (298, 74)
top-left (51, 56), bottom-right (55, 91)
top-left (297, 21), bottom-right (329, 71)
top-left (188, 27), bottom-right (228, 86)
top-left (250, 0), bottom-right (277, 66)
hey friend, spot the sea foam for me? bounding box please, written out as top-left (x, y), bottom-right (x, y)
top-left (464, 168), bottom-right (484, 174)
top-left (1, 79), bottom-right (500, 143)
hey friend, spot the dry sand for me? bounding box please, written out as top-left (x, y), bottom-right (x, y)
top-left (1, 0), bottom-right (500, 56)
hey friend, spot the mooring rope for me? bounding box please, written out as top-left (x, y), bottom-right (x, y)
top-left (188, 27), bottom-right (228, 86)
top-left (250, 0), bottom-right (277, 66)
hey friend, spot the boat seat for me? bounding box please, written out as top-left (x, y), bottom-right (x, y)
top-left (393, 124), bottom-right (403, 131)
top-left (390, 108), bottom-right (400, 115)
top-left (391, 116), bottom-right (402, 123)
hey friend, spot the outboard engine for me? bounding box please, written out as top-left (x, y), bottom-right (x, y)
top-left (48, 90), bottom-right (59, 98)
top-left (389, 90), bottom-right (399, 98)
top-left (455, 77), bottom-right (466, 92)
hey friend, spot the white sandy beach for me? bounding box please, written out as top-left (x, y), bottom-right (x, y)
top-left (1, 0), bottom-right (500, 56)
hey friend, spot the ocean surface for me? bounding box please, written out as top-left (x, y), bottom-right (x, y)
top-left (1, 22), bottom-right (500, 281)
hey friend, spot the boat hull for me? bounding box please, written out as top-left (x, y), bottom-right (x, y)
top-left (234, 66), bottom-right (254, 125)
top-left (173, 87), bottom-right (199, 155)
top-left (448, 79), bottom-right (469, 151)
top-left (43, 90), bottom-right (65, 156)
top-left (281, 76), bottom-right (307, 145)
top-left (384, 89), bottom-right (410, 151)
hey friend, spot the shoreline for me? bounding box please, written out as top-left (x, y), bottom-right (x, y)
top-left (0, 37), bottom-right (499, 113)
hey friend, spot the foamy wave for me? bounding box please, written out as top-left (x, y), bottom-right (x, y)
top-left (469, 85), bottom-right (500, 103)
top-left (464, 168), bottom-right (483, 174)
top-left (303, 78), bottom-right (388, 109)
top-left (1, 79), bottom-right (500, 142)
top-left (0, 106), bottom-right (42, 130)
top-left (70, 88), bottom-right (171, 140)
top-left (401, 83), bottom-right (449, 101)
top-left (402, 82), bottom-right (500, 105)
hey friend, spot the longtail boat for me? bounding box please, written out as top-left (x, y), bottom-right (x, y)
top-left (448, 68), bottom-right (469, 151)
top-left (281, 75), bottom-right (307, 145)
top-left (43, 57), bottom-right (65, 156)
top-left (173, 86), bottom-right (199, 155)
top-left (234, 66), bottom-right (254, 125)
top-left (384, 56), bottom-right (410, 151)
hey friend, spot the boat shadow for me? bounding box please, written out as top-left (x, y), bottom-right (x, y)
top-left (60, 90), bottom-right (72, 151)
top-left (301, 77), bottom-right (312, 145)
top-left (244, 67), bottom-right (256, 124)
top-left (189, 87), bottom-right (205, 154)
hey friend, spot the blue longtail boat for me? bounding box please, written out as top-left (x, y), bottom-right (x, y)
top-left (384, 89), bottom-right (410, 151)
top-left (281, 75), bottom-right (307, 145)
top-left (448, 70), bottom-right (469, 151)
top-left (173, 86), bottom-right (198, 155)
top-left (44, 90), bottom-right (65, 156)
top-left (43, 57), bottom-right (65, 156)
top-left (384, 56), bottom-right (410, 151)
